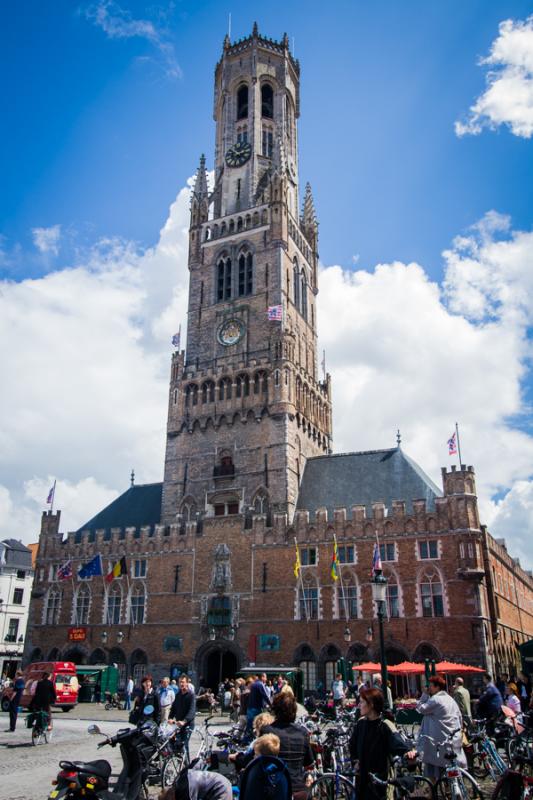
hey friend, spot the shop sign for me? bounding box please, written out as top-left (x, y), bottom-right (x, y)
top-left (68, 627), bottom-right (87, 641)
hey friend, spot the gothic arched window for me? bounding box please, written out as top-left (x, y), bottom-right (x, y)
top-left (293, 260), bottom-right (300, 309)
top-left (106, 583), bottom-right (122, 625)
top-left (385, 571), bottom-right (401, 618)
top-left (301, 271), bottom-right (308, 321)
top-left (237, 84), bottom-right (248, 120)
top-left (45, 587), bottom-right (61, 625)
top-left (238, 252), bottom-right (253, 296)
top-left (254, 371), bottom-right (268, 396)
top-left (261, 84), bottom-right (274, 118)
top-left (219, 377), bottom-right (232, 401)
top-left (338, 573), bottom-right (359, 619)
top-left (74, 584), bottom-right (90, 625)
top-left (420, 570), bottom-right (444, 618)
top-left (129, 584), bottom-right (146, 624)
top-left (202, 381), bottom-right (215, 404)
top-left (217, 257), bottom-right (232, 301)
top-left (236, 373), bottom-right (250, 398)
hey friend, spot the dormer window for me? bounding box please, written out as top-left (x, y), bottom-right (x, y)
top-left (261, 84), bottom-right (273, 118)
top-left (237, 85), bottom-right (248, 120)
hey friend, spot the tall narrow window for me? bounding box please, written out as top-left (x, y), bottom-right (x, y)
top-left (301, 273), bottom-right (308, 321)
top-left (246, 253), bottom-right (253, 294)
top-left (299, 587), bottom-right (319, 620)
top-left (130, 585), bottom-right (146, 624)
top-left (106, 584), bottom-right (122, 625)
top-left (224, 259), bottom-right (232, 299)
top-left (261, 84), bottom-right (273, 118)
top-left (217, 259), bottom-right (225, 301)
top-left (262, 128), bottom-right (273, 158)
top-left (45, 588), bottom-right (61, 625)
top-left (237, 85), bottom-right (248, 119)
top-left (420, 572), bottom-right (444, 617)
top-left (238, 254), bottom-right (246, 296)
top-left (75, 585), bottom-right (90, 625)
top-left (387, 580), bottom-right (400, 618)
top-left (293, 261), bottom-right (300, 309)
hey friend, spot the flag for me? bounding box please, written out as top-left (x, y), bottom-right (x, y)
top-left (105, 556), bottom-right (128, 583)
top-left (371, 542), bottom-right (382, 577)
top-left (46, 481), bottom-right (56, 505)
top-left (57, 560), bottom-right (73, 580)
top-left (330, 542), bottom-right (339, 581)
top-left (293, 544), bottom-right (301, 578)
top-left (448, 431), bottom-right (457, 456)
top-left (172, 325), bottom-right (181, 349)
top-left (78, 554), bottom-right (103, 579)
top-left (268, 305), bottom-right (283, 321)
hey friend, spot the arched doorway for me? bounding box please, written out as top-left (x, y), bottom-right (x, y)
top-left (195, 642), bottom-right (242, 691)
top-left (63, 646), bottom-right (88, 665)
top-left (206, 649), bottom-right (238, 691)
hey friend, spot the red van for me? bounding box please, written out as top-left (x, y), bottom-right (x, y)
top-left (1, 661), bottom-right (79, 712)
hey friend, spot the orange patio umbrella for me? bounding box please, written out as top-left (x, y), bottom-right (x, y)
top-left (351, 662), bottom-right (382, 672)
top-left (387, 661), bottom-right (426, 674)
top-left (435, 661), bottom-right (484, 673)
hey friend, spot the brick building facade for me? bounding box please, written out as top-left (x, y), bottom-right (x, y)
top-left (25, 27), bottom-right (533, 690)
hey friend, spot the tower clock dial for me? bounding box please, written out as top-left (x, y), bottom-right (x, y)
top-left (225, 141), bottom-right (252, 167)
top-left (217, 318), bottom-right (245, 346)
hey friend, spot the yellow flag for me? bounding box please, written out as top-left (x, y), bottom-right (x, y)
top-left (293, 544), bottom-right (301, 578)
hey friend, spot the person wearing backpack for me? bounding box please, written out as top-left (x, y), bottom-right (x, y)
top-left (262, 691), bottom-right (314, 799)
top-left (349, 687), bottom-right (415, 799)
top-left (239, 733), bottom-right (292, 800)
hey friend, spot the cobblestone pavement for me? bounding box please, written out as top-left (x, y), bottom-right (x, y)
top-left (0, 708), bottom-right (498, 799)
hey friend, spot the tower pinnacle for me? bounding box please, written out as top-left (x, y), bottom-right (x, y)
top-left (192, 154), bottom-right (208, 199)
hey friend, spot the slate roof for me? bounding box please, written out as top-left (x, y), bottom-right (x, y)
top-left (296, 448), bottom-right (442, 520)
top-left (77, 483), bottom-right (163, 533)
top-left (1, 538), bottom-right (33, 569)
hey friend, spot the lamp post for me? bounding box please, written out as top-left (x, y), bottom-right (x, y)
top-left (371, 570), bottom-right (389, 710)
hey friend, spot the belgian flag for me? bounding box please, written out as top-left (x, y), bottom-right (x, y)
top-left (105, 556), bottom-right (127, 583)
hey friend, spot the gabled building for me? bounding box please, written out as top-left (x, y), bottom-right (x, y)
top-left (0, 539), bottom-right (34, 679)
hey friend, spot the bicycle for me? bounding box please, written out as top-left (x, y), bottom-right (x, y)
top-left (309, 771), bottom-right (357, 799)
top-left (369, 771), bottom-right (434, 798)
top-left (466, 720), bottom-right (508, 780)
top-left (26, 709), bottom-right (51, 745)
top-left (420, 730), bottom-right (482, 799)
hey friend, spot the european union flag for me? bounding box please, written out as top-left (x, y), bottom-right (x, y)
top-left (78, 554), bottom-right (103, 579)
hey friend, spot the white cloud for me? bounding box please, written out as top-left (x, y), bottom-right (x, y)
top-left (84, 1), bottom-right (181, 79)
top-left (455, 15), bottom-right (533, 138)
top-left (2, 186), bottom-right (533, 569)
top-left (32, 224), bottom-right (61, 255)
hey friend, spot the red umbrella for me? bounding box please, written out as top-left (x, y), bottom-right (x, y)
top-left (435, 661), bottom-right (484, 673)
top-left (351, 662), bottom-right (382, 673)
top-left (387, 661), bottom-right (426, 674)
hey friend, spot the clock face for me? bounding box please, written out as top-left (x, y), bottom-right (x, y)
top-left (225, 141), bottom-right (252, 168)
top-left (218, 319), bottom-right (245, 346)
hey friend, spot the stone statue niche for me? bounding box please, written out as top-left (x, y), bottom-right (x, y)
top-left (211, 543), bottom-right (232, 593)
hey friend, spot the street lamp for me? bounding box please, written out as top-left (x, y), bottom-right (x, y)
top-left (101, 631), bottom-right (108, 645)
top-left (371, 570), bottom-right (389, 710)
top-left (117, 631), bottom-right (124, 644)
top-left (343, 626), bottom-right (351, 643)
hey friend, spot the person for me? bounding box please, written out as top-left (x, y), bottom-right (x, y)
top-left (262, 690), bottom-right (314, 797)
top-left (452, 677), bottom-right (472, 724)
top-left (517, 671), bottom-right (532, 712)
top-left (159, 677), bottom-right (174, 723)
top-left (158, 770), bottom-right (232, 800)
top-left (30, 670), bottom-right (57, 730)
top-left (496, 673), bottom-right (508, 698)
top-left (125, 676), bottom-right (134, 711)
top-left (349, 687), bottom-right (414, 799)
top-left (373, 673), bottom-right (393, 710)
top-left (246, 673), bottom-right (271, 733)
top-left (477, 673), bottom-right (503, 725)
top-left (417, 674), bottom-right (465, 781)
top-left (169, 674), bottom-right (196, 758)
top-left (237, 677), bottom-right (253, 734)
top-left (505, 682), bottom-right (522, 716)
top-left (6, 670), bottom-right (25, 732)
top-left (132, 674), bottom-right (161, 723)
top-left (169, 679), bottom-right (178, 696)
top-left (331, 672), bottom-right (346, 707)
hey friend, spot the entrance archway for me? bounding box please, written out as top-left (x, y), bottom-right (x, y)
top-left (206, 649), bottom-right (238, 690)
top-left (195, 641), bottom-right (242, 691)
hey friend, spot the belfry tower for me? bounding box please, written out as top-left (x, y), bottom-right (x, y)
top-left (161, 25), bottom-right (332, 525)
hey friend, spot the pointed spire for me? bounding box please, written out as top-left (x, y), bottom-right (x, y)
top-left (282, 32), bottom-right (289, 48)
top-left (193, 154), bottom-right (208, 199)
top-left (252, 21), bottom-right (259, 37)
top-left (302, 182), bottom-right (317, 228)
top-left (223, 33), bottom-right (230, 50)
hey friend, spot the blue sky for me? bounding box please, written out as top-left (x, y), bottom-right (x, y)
top-left (1, 1), bottom-right (533, 568)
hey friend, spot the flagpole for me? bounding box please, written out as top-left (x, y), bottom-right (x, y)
top-left (334, 533), bottom-right (349, 622)
top-left (455, 422), bottom-right (463, 467)
top-left (50, 479), bottom-right (57, 514)
top-left (294, 537), bottom-right (309, 622)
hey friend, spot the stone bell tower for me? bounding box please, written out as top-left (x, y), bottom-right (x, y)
top-left (161, 24), bottom-right (332, 526)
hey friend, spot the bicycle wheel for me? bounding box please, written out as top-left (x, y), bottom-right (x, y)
top-left (434, 771), bottom-right (481, 800)
top-left (309, 774), bottom-right (356, 800)
top-left (161, 754), bottom-right (186, 787)
top-left (470, 751), bottom-right (489, 779)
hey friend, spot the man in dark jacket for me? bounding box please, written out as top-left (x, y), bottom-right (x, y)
top-left (30, 671), bottom-right (57, 729)
top-left (262, 692), bottom-right (314, 798)
top-left (246, 673), bottom-right (271, 733)
top-left (477, 673), bottom-right (503, 723)
top-left (6, 670), bottom-right (25, 732)
top-left (169, 675), bottom-right (196, 758)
